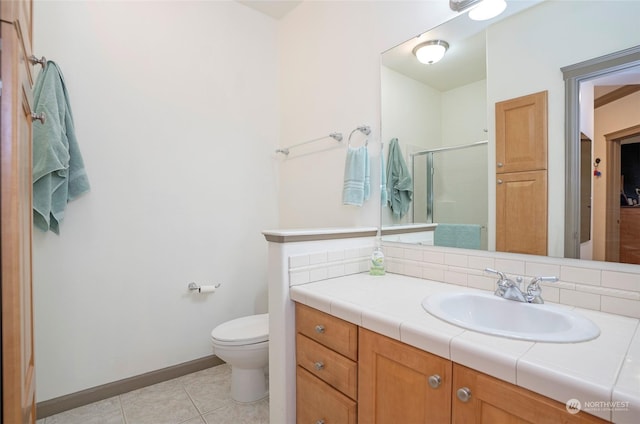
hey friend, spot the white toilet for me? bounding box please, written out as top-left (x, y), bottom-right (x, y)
top-left (211, 313), bottom-right (269, 403)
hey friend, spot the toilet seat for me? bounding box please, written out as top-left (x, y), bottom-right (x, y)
top-left (211, 313), bottom-right (269, 346)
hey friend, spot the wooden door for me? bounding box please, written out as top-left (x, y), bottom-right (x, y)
top-left (358, 328), bottom-right (452, 424)
top-left (496, 170), bottom-right (547, 255)
top-left (452, 364), bottom-right (606, 423)
top-left (1, 1), bottom-right (37, 423)
top-left (496, 91), bottom-right (548, 173)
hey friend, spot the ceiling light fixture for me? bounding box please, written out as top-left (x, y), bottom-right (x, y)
top-left (412, 40), bottom-right (450, 65)
top-left (468, 0), bottom-right (507, 21)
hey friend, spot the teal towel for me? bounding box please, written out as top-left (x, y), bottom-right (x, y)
top-left (380, 147), bottom-right (388, 206)
top-left (434, 224), bottom-right (481, 249)
top-left (386, 138), bottom-right (412, 218)
top-left (342, 146), bottom-right (370, 206)
top-left (32, 61), bottom-right (90, 234)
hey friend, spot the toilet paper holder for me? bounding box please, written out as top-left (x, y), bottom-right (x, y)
top-left (188, 282), bottom-right (221, 293)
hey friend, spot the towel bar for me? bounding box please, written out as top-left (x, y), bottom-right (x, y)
top-left (276, 132), bottom-right (343, 155)
top-left (347, 125), bottom-right (371, 148)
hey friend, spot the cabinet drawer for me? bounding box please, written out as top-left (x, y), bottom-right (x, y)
top-left (297, 366), bottom-right (357, 424)
top-left (296, 303), bottom-right (358, 360)
top-left (297, 333), bottom-right (358, 400)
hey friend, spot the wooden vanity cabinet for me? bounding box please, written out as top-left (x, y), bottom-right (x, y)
top-left (358, 328), bottom-right (453, 424)
top-left (452, 364), bottom-right (607, 424)
top-left (294, 303), bottom-right (608, 424)
top-left (295, 303), bottom-right (358, 424)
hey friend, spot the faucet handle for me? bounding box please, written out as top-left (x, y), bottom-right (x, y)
top-left (529, 276), bottom-right (558, 287)
top-left (485, 268), bottom-right (507, 280)
top-left (526, 276), bottom-right (558, 304)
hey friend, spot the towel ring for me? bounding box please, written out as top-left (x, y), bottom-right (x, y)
top-left (348, 125), bottom-right (371, 148)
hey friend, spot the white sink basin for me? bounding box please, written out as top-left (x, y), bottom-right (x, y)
top-left (422, 292), bottom-right (600, 343)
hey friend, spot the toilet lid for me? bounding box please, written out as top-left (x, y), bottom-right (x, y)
top-left (211, 313), bottom-right (269, 345)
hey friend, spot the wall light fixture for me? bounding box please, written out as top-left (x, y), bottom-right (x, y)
top-left (450, 0), bottom-right (507, 21)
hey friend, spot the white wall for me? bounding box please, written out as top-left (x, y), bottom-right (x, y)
top-left (33, 1), bottom-right (279, 401)
top-left (486, 0), bottom-right (640, 256)
top-left (277, 0), bottom-right (456, 229)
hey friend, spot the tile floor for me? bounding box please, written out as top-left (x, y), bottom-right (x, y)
top-left (36, 364), bottom-right (269, 424)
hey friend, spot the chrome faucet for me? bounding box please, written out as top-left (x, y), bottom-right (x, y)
top-left (485, 268), bottom-right (558, 304)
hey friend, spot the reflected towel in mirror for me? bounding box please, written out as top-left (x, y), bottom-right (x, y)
top-left (386, 138), bottom-right (412, 218)
top-left (434, 224), bottom-right (481, 249)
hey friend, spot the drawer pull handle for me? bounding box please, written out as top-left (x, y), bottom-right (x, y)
top-left (314, 361), bottom-right (324, 371)
top-left (497, 179), bottom-right (503, 184)
top-left (315, 325), bottom-right (325, 334)
top-left (428, 374), bottom-right (441, 389)
top-left (316, 420), bottom-right (325, 424)
top-left (456, 387), bottom-right (472, 403)
top-left (497, 162), bottom-right (504, 167)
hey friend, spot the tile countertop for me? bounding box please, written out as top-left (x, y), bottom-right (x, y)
top-left (290, 273), bottom-right (640, 423)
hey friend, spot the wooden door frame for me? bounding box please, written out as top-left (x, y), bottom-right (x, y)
top-left (604, 124), bottom-right (640, 261)
top-left (562, 45), bottom-right (640, 258)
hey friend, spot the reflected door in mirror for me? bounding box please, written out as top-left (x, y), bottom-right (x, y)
top-left (496, 91), bottom-right (548, 255)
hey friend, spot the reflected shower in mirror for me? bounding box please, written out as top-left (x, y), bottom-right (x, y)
top-left (411, 141), bottom-right (488, 250)
top-left (380, 0), bottom-right (640, 266)
top-left (380, 0), bottom-right (503, 245)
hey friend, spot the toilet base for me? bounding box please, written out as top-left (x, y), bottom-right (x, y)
top-left (231, 366), bottom-right (268, 403)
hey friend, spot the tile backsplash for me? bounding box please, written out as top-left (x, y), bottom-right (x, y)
top-left (287, 240), bottom-right (640, 319)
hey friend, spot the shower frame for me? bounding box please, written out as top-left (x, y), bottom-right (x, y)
top-left (410, 140), bottom-right (488, 223)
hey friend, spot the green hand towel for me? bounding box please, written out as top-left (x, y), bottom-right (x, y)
top-left (386, 138), bottom-right (412, 218)
top-left (32, 61), bottom-right (90, 234)
top-left (343, 146), bottom-right (370, 206)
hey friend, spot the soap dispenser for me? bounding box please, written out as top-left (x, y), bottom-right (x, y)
top-left (370, 238), bottom-right (385, 276)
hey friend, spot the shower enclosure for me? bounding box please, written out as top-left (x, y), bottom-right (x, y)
top-left (411, 140), bottom-right (488, 249)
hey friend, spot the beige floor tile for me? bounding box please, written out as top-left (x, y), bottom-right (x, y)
top-left (181, 364), bottom-right (233, 414)
top-left (36, 365), bottom-right (268, 424)
top-left (202, 398), bottom-right (269, 424)
top-left (43, 396), bottom-right (125, 424)
top-left (120, 377), bottom-right (199, 424)
top-left (180, 417), bottom-right (206, 424)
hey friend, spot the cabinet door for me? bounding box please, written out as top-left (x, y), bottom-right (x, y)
top-left (452, 364), bottom-right (607, 424)
top-left (496, 170), bottom-right (547, 255)
top-left (358, 328), bottom-right (452, 424)
top-left (496, 91), bottom-right (548, 173)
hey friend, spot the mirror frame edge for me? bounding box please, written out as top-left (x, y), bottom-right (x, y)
top-left (563, 44), bottom-right (640, 259)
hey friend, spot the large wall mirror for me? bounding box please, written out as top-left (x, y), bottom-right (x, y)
top-left (380, 0), bottom-right (640, 266)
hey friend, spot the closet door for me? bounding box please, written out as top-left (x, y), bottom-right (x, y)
top-left (495, 91), bottom-right (548, 173)
top-left (496, 171), bottom-right (547, 255)
top-left (1, 1), bottom-right (37, 423)
top-left (495, 90), bottom-right (548, 255)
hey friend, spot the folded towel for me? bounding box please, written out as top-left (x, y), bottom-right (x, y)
top-left (342, 146), bottom-right (370, 206)
top-left (380, 148), bottom-right (388, 206)
top-left (434, 223), bottom-right (481, 249)
top-left (32, 61), bottom-right (90, 234)
top-left (386, 138), bottom-right (412, 218)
